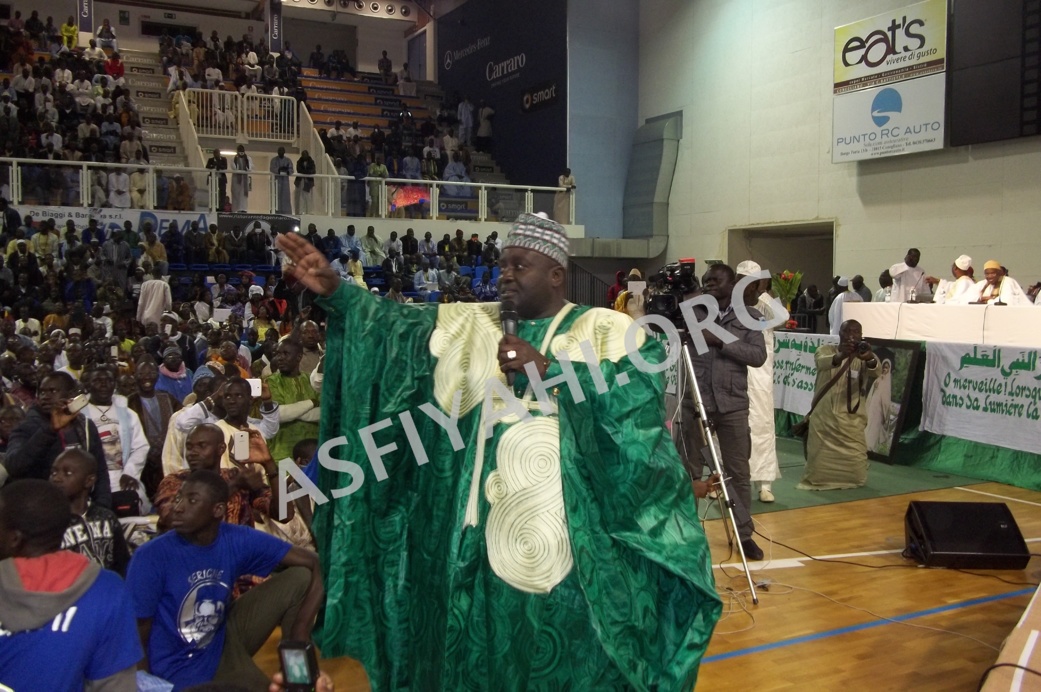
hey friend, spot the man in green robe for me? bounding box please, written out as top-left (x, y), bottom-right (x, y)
top-left (266, 339), bottom-right (321, 461)
top-left (276, 214), bottom-right (721, 691)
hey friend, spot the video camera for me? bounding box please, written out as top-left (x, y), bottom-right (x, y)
top-left (646, 258), bottom-right (699, 327)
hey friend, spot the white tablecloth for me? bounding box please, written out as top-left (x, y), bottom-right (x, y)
top-left (844, 303), bottom-right (1041, 346)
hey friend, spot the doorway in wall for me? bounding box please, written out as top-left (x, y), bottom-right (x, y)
top-left (407, 31), bottom-right (426, 81)
top-left (726, 221), bottom-right (835, 301)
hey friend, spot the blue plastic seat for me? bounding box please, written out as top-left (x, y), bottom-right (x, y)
top-left (458, 266), bottom-right (473, 277)
top-left (491, 267), bottom-right (501, 281)
top-left (168, 263), bottom-right (187, 273)
top-left (427, 291), bottom-right (441, 302)
top-left (211, 264), bottom-right (232, 274)
top-left (189, 264), bottom-right (210, 273)
top-left (252, 276), bottom-right (266, 287)
top-left (474, 266), bottom-right (488, 280)
top-left (254, 265), bottom-right (279, 274)
top-left (233, 264), bottom-right (254, 272)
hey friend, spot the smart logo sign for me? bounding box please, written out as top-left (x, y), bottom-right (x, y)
top-left (522, 81), bottom-right (558, 113)
top-left (833, 0), bottom-right (947, 95)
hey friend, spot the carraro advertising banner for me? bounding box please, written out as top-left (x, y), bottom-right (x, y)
top-left (833, 0), bottom-right (947, 95)
top-left (772, 333), bottom-right (839, 415)
top-left (921, 342), bottom-right (1041, 455)
top-left (436, 0), bottom-right (567, 187)
top-left (16, 205), bottom-right (211, 237)
top-left (832, 73), bottom-right (944, 163)
top-left (78, 0), bottom-right (94, 34)
top-left (269, 0), bottom-right (283, 55)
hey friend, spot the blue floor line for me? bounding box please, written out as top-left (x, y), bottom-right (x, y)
top-left (704, 587), bottom-right (1035, 663)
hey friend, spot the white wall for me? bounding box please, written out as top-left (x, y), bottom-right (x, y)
top-left (283, 17), bottom-right (358, 65)
top-left (639, 0), bottom-right (1041, 286)
top-left (353, 15), bottom-right (410, 74)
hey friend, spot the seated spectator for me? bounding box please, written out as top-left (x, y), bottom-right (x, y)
top-left (174, 376), bottom-right (280, 468)
top-left (127, 359), bottom-right (181, 497)
top-left (266, 339), bottom-right (320, 461)
top-left (52, 447), bottom-right (131, 575)
top-left (156, 345), bottom-right (194, 403)
top-left (161, 371), bottom-right (222, 475)
top-left (94, 19), bottom-right (118, 52)
top-left (126, 468), bottom-right (323, 690)
top-left (474, 271), bottom-right (499, 301)
top-left (296, 320), bottom-right (324, 376)
top-left (84, 365), bottom-right (150, 511)
top-left (0, 479), bottom-right (141, 690)
top-left (153, 424), bottom-right (281, 531)
top-left (3, 372), bottom-right (112, 507)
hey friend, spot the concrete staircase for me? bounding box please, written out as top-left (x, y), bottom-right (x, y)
top-left (120, 50), bottom-right (190, 167)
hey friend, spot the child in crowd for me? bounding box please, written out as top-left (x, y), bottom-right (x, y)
top-left (51, 447), bottom-right (131, 575)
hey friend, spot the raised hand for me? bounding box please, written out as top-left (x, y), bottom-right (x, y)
top-left (276, 232), bottom-right (340, 297)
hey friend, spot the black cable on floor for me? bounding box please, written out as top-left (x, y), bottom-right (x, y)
top-left (976, 663), bottom-right (1041, 691)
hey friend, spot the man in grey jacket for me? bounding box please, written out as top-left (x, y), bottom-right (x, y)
top-left (686, 263), bottom-right (767, 560)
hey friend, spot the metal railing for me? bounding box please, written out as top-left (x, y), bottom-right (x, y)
top-left (185, 88), bottom-right (298, 143)
top-left (300, 104), bottom-right (338, 216)
top-left (0, 157), bottom-right (576, 221)
top-left (0, 157), bottom-right (214, 212)
top-left (568, 261), bottom-right (613, 307)
top-left (176, 91), bottom-right (208, 171)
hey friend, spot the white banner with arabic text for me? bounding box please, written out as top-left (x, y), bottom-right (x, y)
top-left (922, 342), bottom-right (1041, 455)
top-left (772, 333), bottom-right (839, 415)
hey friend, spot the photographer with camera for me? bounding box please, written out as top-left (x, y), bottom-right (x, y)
top-left (685, 263), bottom-right (767, 561)
top-left (797, 319), bottom-right (879, 491)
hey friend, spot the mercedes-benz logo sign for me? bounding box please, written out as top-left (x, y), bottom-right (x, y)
top-left (443, 50), bottom-right (453, 71)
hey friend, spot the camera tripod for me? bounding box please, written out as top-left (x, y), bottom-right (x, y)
top-left (676, 340), bottom-right (759, 604)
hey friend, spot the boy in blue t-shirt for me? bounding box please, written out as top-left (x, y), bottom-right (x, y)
top-left (126, 468), bottom-right (324, 691)
top-left (0, 479), bottom-right (142, 691)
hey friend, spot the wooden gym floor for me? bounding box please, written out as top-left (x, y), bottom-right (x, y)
top-left (256, 481), bottom-right (1041, 691)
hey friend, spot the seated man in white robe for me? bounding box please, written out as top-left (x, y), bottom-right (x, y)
top-left (927, 254), bottom-right (979, 305)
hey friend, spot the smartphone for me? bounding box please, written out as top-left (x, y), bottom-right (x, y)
top-left (66, 393), bottom-right (90, 415)
top-left (163, 323), bottom-right (173, 335)
top-left (231, 430), bottom-right (250, 461)
top-left (628, 281), bottom-right (647, 296)
top-left (110, 345), bottom-right (119, 358)
top-left (278, 640), bottom-right (319, 691)
top-left (247, 378), bottom-right (262, 397)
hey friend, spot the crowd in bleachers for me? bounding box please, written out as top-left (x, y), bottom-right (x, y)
top-left (0, 15), bottom-right (154, 209)
top-left (161, 29), bottom-right (308, 105)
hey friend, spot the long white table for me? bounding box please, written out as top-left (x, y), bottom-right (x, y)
top-left (843, 303), bottom-right (1041, 347)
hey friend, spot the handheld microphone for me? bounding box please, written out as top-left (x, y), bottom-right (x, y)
top-left (500, 300), bottom-right (518, 386)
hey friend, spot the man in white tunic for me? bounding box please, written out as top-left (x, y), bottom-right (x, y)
top-left (136, 266), bottom-right (171, 327)
top-left (927, 254), bottom-right (978, 304)
top-left (889, 248), bottom-right (931, 303)
top-left (107, 168), bottom-right (131, 208)
top-left (737, 261), bottom-right (788, 502)
top-left (828, 277), bottom-right (863, 336)
top-left (269, 147), bottom-right (294, 215)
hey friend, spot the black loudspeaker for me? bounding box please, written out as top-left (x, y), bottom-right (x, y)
top-left (904, 501), bottom-right (1030, 570)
